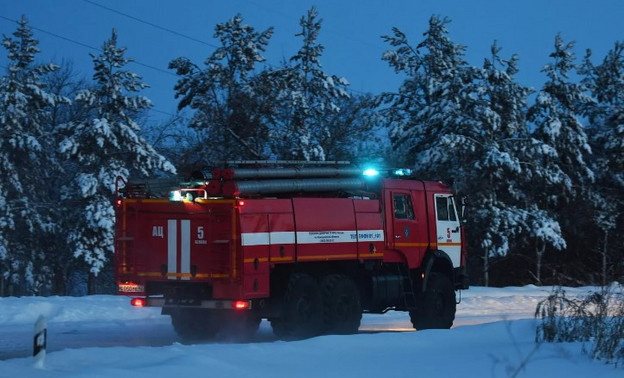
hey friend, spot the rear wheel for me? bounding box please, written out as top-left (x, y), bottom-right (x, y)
top-left (321, 274), bottom-right (361, 334)
top-left (222, 311), bottom-right (261, 339)
top-left (410, 272), bottom-right (456, 330)
top-left (270, 273), bottom-right (323, 340)
top-left (170, 309), bottom-right (220, 340)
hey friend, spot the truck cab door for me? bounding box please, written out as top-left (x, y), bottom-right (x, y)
top-left (389, 190), bottom-right (429, 267)
top-left (391, 192), bottom-right (415, 249)
top-left (434, 194), bottom-right (462, 268)
top-left (390, 191), bottom-right (429, 266)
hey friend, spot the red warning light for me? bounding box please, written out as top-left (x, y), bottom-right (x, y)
top-left (131, 298), bottom-right (146, 307)
top-left (232, 300), bottom-right (250, 310)
top-left (237, 200), bottom-right (245, 207)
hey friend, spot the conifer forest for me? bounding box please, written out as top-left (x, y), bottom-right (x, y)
top-left (1, 11), bottom-right (622, 296)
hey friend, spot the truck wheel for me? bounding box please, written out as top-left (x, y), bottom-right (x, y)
top-left (270, 273), bottom-right (323, 340)
top-left (171, 309), bottom-right (220, 340)
top-left (410, 272), bottom-right (455, 330)
top-left (222, 312), bottom-right (261, 339)
top-left (321, 274), bottom-right (362, 334)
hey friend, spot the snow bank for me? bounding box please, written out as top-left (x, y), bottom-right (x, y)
top-left (0, 295), bottom-right (161, 325)
top-left (0, 286), bottom-right (620, 377)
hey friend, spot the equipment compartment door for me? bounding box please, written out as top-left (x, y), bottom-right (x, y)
top-left (434, 194), bottom-right (462, 268)
top-left (240, 214), bottom-right (270, 297)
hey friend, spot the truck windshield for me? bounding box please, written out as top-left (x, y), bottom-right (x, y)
top-left (435, 196), bottom-right (457, 222)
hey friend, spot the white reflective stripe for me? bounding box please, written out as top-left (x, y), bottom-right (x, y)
top-left (180, 220), bottom-right (191, 280)
top-left (270, 231), bottom-right (296, 244)
top-left (241, 231), bottom-right (295, 246)
top-left (240, 230), bottom-right (384, 246)
top-left (167, 219), bottom-right (177, 280)
top-left (241, 232), bottom-right (270, 246)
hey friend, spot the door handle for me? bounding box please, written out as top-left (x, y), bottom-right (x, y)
top-left (451, 226), bottom-right (459, 233)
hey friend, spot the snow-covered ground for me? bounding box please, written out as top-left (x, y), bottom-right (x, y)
top-left (0, 286), bottom-right (621, 377)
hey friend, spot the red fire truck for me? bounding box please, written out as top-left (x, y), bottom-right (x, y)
top-left (115, 162), bottom-right (468, 340)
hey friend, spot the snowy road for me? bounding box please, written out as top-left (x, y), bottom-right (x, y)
top-left (0, 317), bottom-right (176, 360)
top-left (0, 285), bottom-right (552, 360)
top-left (2, 285), bottom-right (621, 378)
top-left (0, 309), bottom-right (422, 359)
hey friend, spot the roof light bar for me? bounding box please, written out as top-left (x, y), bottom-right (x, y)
top-left (362, 168), bottom-right (379, 177)
top-left (392, 168), bottom-right (413, 176)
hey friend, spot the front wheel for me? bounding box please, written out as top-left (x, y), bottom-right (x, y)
top-left (410, 272), bottom-right (456, 330)
top-left (321, 274), bottom-right (361, 334)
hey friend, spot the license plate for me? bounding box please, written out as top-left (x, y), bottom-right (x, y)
top-left (119, 284), bottom-right (145, 293)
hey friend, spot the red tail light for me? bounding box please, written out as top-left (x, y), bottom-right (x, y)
top-left (131, 298), bottom-right (146, 307)
top-left (232, 300), bottom-right (250, 310)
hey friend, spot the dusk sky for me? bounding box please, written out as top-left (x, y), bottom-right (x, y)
top-left (1, 0), bottom-right (622, 122)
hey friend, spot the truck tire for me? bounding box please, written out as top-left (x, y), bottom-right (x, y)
top-left (321, 274), bottom-right (362, 334)
top-left (409, 272), bottom-right (455, 330)
top-left (222, 312), bottom-right (261, 339)
top-left (171, 309), bottom-right (220, 340)
top-left (270, 273), bottom-right (323, 340)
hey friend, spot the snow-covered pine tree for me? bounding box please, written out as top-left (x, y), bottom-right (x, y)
top-left (379, 16), bottom-right (470, 182)
top-left (0, 16), bottom-right (65, 295)
top-left (581, 43), bottom-right (624, 201)
top-left (464, 42), bottom-right (565, 286)
top-left (57, 30), bottom-right (175, 293)
top-left (169, 14), bottom-right (274, 162)
top-left (580, 42), bottom-right (624, 284)
top-left (43, 63), bottom-right (93, 295)
top-left (380, 21), bottom-right (565, 285)
top-left (484, 42), bottom-right (567, 286)
top-left (269, 7), bottom-right (349, 161)
top-left (382, 17), bottom-right (527, 284)
top-left (526, 34), bottom-right (595, 283)
top-left (528, 34), bottom-right (595, 203)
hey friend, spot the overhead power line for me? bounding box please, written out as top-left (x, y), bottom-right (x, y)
top-left (2, 5), bottom-right (370, 97)
top-left (150, 108), bottom-right (177, 117)
top-left (1, 14), bottom-right (98, 51)
top-left (80, 0), bottom-right (369, 95)
top-left (0, 14), bottom-right (176, 78)
top-left (81, 0), bottom-right (220, 50)
top-left (0, 14), bottom-right (180, 117)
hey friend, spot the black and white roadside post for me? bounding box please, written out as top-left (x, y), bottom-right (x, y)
top-left (33, 315), bottom-right (47, 369)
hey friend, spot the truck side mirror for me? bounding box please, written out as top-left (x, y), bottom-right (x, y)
top-left (460, 197), bottom-right (467, 222)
